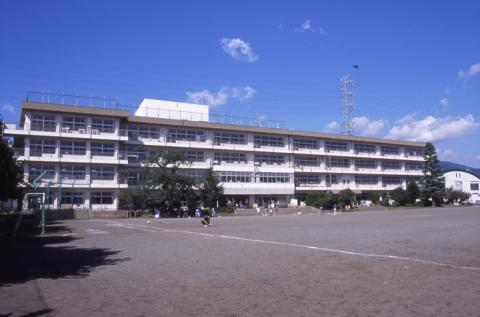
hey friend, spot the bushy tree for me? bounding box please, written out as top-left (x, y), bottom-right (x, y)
top-left (0, 117), bottom-right (25, 208)
top-left (338, 189), bottom-right (355, 208)
top-left (420, 143), bottom-right (445, 207)
top-left (445, 187), bottom-right (470, 205)
top-left (390, 187), bottom-right (408, 206)
top-left (305, 191), bottom-right (337, 209)
top-left (369, 192), bottom-right (380, 204)
top-left (200, 168), bottom-right (224, 209)
top-left (406, 181), bottom-right (420, 205)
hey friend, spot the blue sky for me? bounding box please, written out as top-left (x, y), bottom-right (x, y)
top-left (1, 0), bottom-right (479, 166)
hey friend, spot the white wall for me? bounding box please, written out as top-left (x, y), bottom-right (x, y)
top-left (135, 99), bottom-right (209, 122)
top-left (444, 171), bottom-right (480, 204)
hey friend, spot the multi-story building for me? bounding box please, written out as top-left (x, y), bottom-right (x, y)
top-left (5, 92), bottom-right (426, 211)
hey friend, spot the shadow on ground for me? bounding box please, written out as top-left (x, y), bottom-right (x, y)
top-left (0, 233), bottom-right (129, 287)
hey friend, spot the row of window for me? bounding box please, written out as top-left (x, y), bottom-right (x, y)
top-left (27, 140), bottom-right (424, 170)
top-left (28, 164), bottom-right (115, 181)
top-left (60, 191), bottom-right (113, 205)
top-left (29, 139), bottom-right (115, 157)
top-left (295, 174), bottom-right (403, 185)
top-left (31, 114), bottom-right (115, 133)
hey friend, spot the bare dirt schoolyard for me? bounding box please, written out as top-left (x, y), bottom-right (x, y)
top-left (1, 207), bottom-right (480, 316)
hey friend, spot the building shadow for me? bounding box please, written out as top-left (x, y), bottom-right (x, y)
top-left (0, 234), bottom-right (129, 287)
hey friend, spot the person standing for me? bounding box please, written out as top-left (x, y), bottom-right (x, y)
top-left (333, 203), bottom-right (337, 215)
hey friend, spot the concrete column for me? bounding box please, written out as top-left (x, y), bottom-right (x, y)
top-left (24, 137), bottom-right (30, 157)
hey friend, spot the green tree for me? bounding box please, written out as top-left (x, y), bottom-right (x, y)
top-left (369, 192), bottom-right (380, 204)
top-left (420, 143), bottom-right (445, 207)
top-left (200, 168), bottom-right (224, 209)
top-left (406, 181), bottom-right (420, 205)
top-left (445, 187), bottom-right (470, 205)
top-left (390, 187), bottom-right (408, 206)
top-left (119, 148), bottom-right (197, 216)
top-left (0, 117), bottom-right (25, 209)
top-left (338, 189), bottom-right (355, 209)
top-left (305, 191), bottom-right (337, 209)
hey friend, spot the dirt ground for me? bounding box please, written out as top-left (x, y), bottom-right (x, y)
top-left (1, 206), bottom-right (480, 317)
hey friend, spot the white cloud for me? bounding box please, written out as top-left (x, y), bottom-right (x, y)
top-left (220, 38), bottom-right (258, 62)
top-left (439, 98), bottom-right (448, 107)
top-left (475, 155), bottom-right (480, 160)
top-left (2, 103), bottom-right (15, 114)
top-left (185, 86), bottom-right (256, 107)
top-left (438, 148), bottom-right (459, 160)
top-left (386, 113), bottom-right (480, 142)
top-left (458, 63), bottom-right (480, 80)
top-left (295, 19), bottom-right (328, 35)
top-left (325, 121), bottom-right (340, 132)
top-left (352, 116), bottom-right (386, 137)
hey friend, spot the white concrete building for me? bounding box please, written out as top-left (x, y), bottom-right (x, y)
top-left (444, 170), bottom-right (480, 204)
top-left (5, 93), bottom-right (426, 211)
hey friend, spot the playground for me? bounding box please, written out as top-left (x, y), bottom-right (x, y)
top-left (1, 206), bottom-right (480, 316)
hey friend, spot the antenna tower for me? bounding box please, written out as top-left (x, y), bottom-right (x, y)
top-left (339, 74), bottom-right (355, 135)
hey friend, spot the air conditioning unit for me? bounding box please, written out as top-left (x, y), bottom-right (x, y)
top-left (78, 129), bottom-right (85, 134)
top-left (91, 129), bottom-right (99, 135)
top-left (213, 160), bottom-right (219, 164)
top-left (61, 127), bottom-right (70, 133)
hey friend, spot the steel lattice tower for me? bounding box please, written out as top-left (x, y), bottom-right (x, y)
top-left (339, 74), bottom-right (355, 135)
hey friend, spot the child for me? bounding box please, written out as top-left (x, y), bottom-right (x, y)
top-left (201, 215), bottom-right (212, 227)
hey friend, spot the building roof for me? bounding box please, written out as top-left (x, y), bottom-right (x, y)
top-left (20, 101), bottom-right (426, 148)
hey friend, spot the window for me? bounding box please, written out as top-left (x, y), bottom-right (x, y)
top-left (28, 164), bottom-right (55, 182)
top-left (325, 141), bottom-right (348, 152)
top-left (382, 160), bottom-right (401, 170)
top-left (91, 142), bottom-right (114, 156)
top-left (167, 128), bottom-right (205, 142)
top-left (60, 165), bottom-right (86, 180)
top-left (254, 135), bottom-right (284, 148)
top-left (293, 138), bottom-right (318, 150)
top-left (213, 132), bottom-right (246, 145)
top-left (185, 150), bottom-right (204, 162)
top-left (327, 157), bottom-right (350, 168)
top-left (294, 156), bottom-right (320, 167)
top-left (325, 174), bottom-right (338, 186)
top-left (61, 191), bottom-right (84, 205)
top-left (122, 146), bottom-right (146, 162)
top-left (405, 162), bottom-right (423, 171)
top-left (382, 176), bottom-right (402, 185)
top-left (29, 139), bottom-right (56, 156)
top-left (471, 183), bottom-right (479, 191)
top-left (295, 174), bottom-right (321, 186)
top-left (127, 125), bottom-right (160, 139)
top-left (258, 172), bottom-right (291, 183)
top-left (92, 192), bottom-right (113, 204)
top-left (405, 147), bottom-right (423, 157)
top-left (354, 143), bottom-right (376, 154)
top-left (355, 175), bottom-right (378, 185)
top-left (178, 169), bottom-right (206, 182)
top-left (60, 141), bottom-right (86, 156)
top-left (62, 116), bottom-right (86, 132)
top-left (217, 171), bottom-right (252, 183)
top-left (214, 152), bottom-right (247, 164)
top-left (92, 119), bottom-right (115, 133)
top-left (255, 153), bottom-right (284, 165)
top-left (31, 113), bottom-right (56, 132)
top-left (355, 159), bottom-right (376, 169)
top-left (381, 146), bottom-right (399, 155)
top-left (91, 166), bottom-right (115, 180)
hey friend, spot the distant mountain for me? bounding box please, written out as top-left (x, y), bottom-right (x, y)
top-left (439, 161), bottom-right (480, 178)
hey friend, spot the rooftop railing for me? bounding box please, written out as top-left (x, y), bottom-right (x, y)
top-left (25, 91), bottom-right (284, 129)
